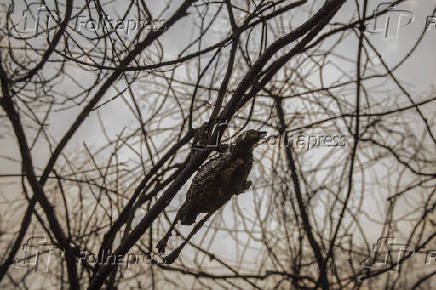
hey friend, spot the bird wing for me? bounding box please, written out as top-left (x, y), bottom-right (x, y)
top-left (193, 152), bottom-right (232, 183)
top-left (186, 152), bottom-right (232, 201)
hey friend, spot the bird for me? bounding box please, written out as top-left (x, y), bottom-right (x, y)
top-left (157, 129), bottom-right (267, 253)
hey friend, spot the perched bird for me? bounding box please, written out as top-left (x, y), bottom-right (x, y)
top-left (157, 129), bottom-right (266, 253)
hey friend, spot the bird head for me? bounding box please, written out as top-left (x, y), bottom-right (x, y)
top-left (234, 129), bottom-right (267, 147)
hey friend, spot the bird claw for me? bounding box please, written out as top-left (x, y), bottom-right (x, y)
top-left (243, 180), bottom-right (252, 191)
top-left (156, 238), bottom-right (168, 254)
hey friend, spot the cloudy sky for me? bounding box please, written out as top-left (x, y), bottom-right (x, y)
top-left (0, 0), bottom-right (435, 278)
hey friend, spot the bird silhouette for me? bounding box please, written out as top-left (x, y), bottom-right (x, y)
top-left (157, 129), bottom-right (266, 253)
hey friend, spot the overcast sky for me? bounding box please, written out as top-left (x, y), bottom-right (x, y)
top-left (0, 0), bottom-right (435, 268)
